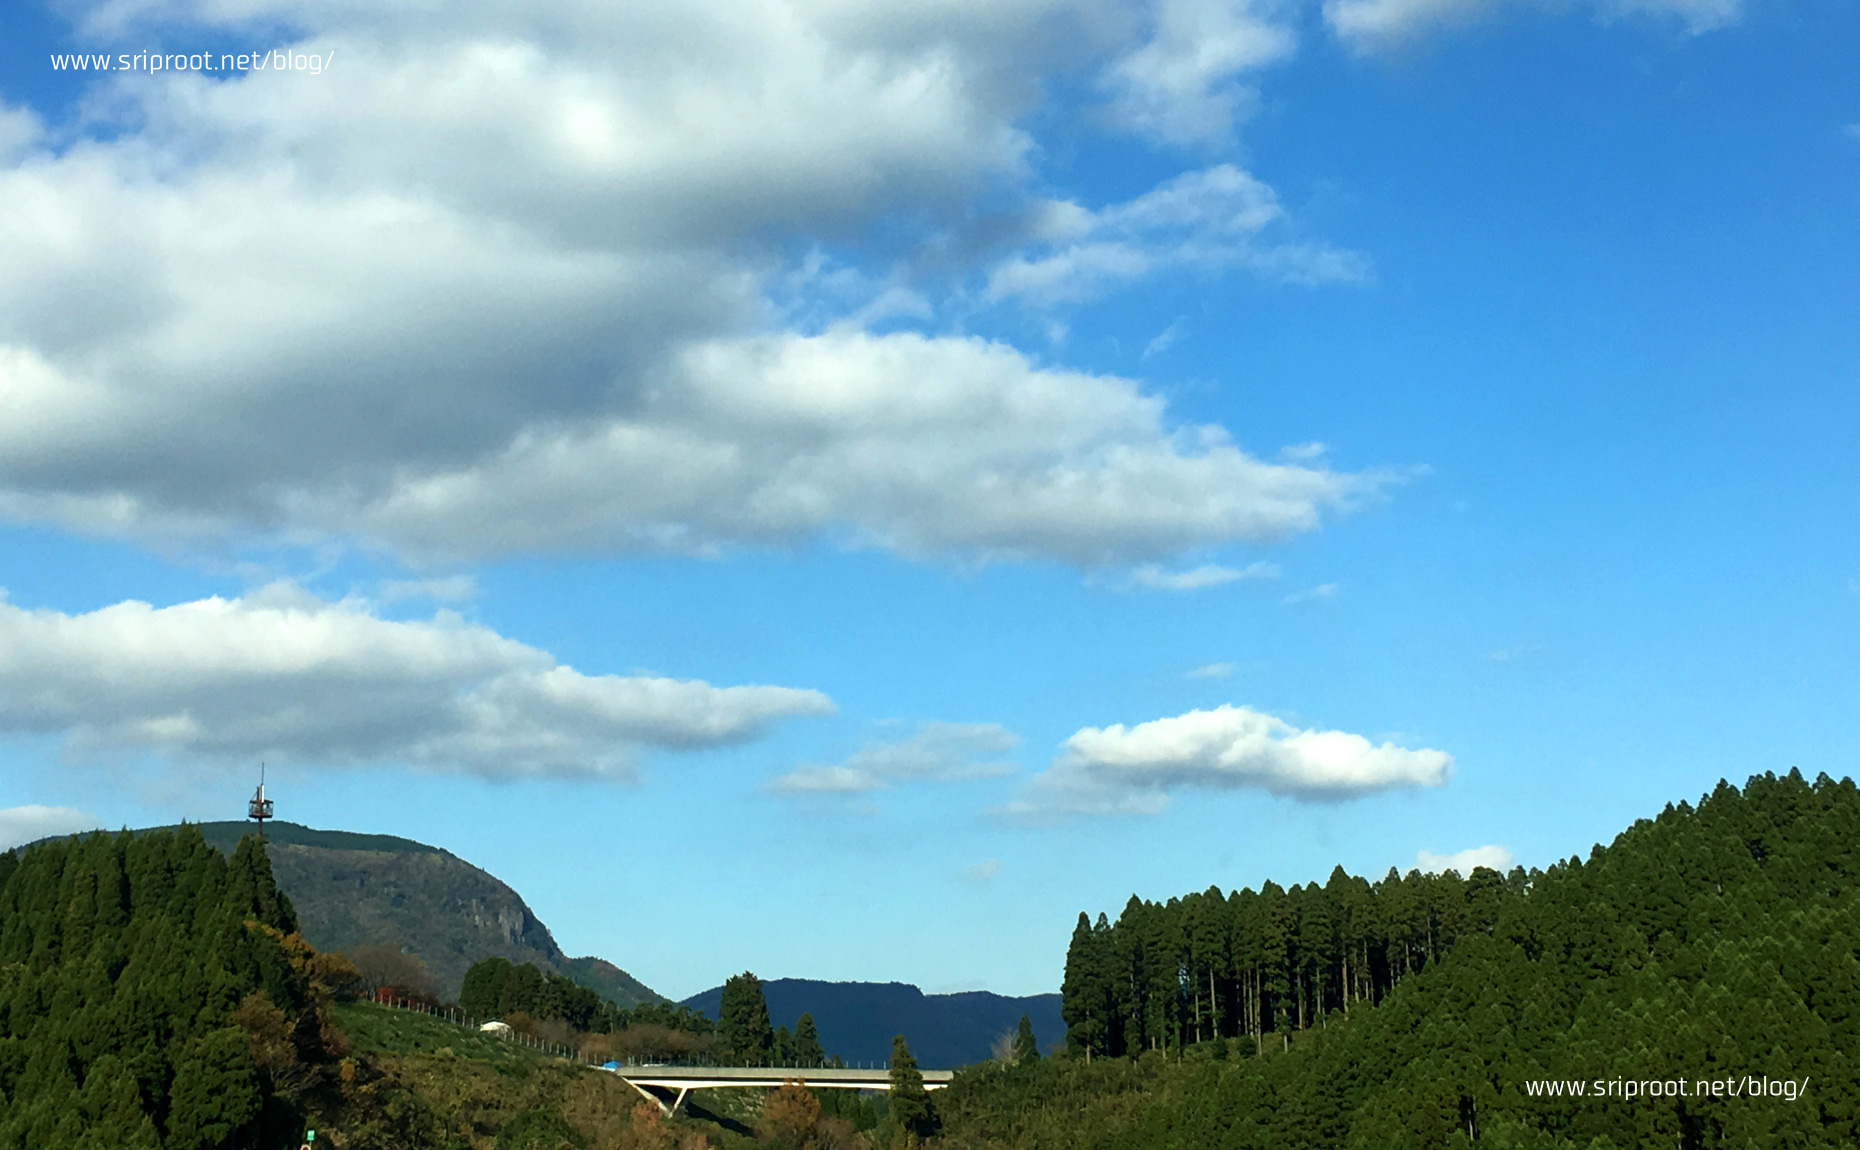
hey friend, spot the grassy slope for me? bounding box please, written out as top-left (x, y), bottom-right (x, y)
top-left (334, 1003), bottom-right (558, 1065)
top-left (331, 1003), bottom-right (755, 1149)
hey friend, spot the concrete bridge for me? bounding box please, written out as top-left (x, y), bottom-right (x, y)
top-left (605, 1064), bottom-right (954, 1116)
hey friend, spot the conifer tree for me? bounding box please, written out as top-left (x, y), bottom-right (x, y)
top-left (718, 971), bottom-right (774, 1064)
top-left (1060, 912), bottom-right (1104, 1058)
top-left (226, 834), bottom-right (297, 933)
top-left (887, 1034), bottom-right (934, 1142)
top-left (165, 1027), bottom-right (264, 1150)
top-left (792, 1012), bottom-right (826, 1066)
top-left (1012, 1014), bottom-right (1039, 1062)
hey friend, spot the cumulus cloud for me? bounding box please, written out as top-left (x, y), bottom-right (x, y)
top-left (1187, 662), bottom-right (1235, 678)
top-left (1127, 561), bottom-right (1277, 591)
top-left (0, 805), bottom-right (101, 851)
top-left (0, 584), bottom-right (832, 778)
top-left (1103, 0), bottom-right (1297, 145)
top-left (1002, 704), bottom-right (1451, 815)
top-left (1324, 0), bottom-right (1740, 52)
top-left (1416, 844), bottom-right (1513, 875)
top-left (768, 722), bottom-right (1019, 795)
top-left (0, 0), bottom-right (1388, 570)
top-left (340, 332), bottom-right (1383, 564)
top-left (987, 165), bottom-right (1368, 308)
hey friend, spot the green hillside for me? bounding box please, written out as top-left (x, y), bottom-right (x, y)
top-left (0, 826), bottom-right (338, 1148)
top-left (932, 769), bottom-right (1860, 1149)
top-left (0, 826), bottom-right (714, 1150)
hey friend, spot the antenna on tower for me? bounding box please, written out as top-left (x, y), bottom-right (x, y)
top-left (248, 763), bottom-right (274, 842)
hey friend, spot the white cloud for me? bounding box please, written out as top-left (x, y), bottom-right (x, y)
top-left (764, 764), bottom-right (885, 795)
top-left (1127, 561), bottom-right (1278, 591)
top-left (1416, 844), bottom-right (1513, 875)
top-left (964, 857), bottom-right (1003, 881)
top-left (0, 584), bottom-right (832, 778)
top-left (769, 722), bottom-right (1018, 794)
top-left (0, 805), bottom-right (101, 851)
top-left (986, 165), bottom-right (1368, 308)
top-left (1141, 318), bottom-right (1185, 359)
top-left (0, 0), bottom-right (1389, 571)
top-left (1187, 662), bottom-right (1235, 678)
top-left (1283, 582), bottom-right (1340, 603)
top-left (0, 104), bottom-right (40, 160)
top-left (1103, 0), bottom-right (1297, 146)
top-left (1324, 0), bottom-right (1740, 53)
top-left (1003, 703), bottom-right (1451, 815)
top-left (338, 332), bottom-right (1386, 565)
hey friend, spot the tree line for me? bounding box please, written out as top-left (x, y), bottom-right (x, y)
top-left (942, 769), bottom-right (1860, 1148)
top-left (1061, 838), bottom-right (1514, 1057)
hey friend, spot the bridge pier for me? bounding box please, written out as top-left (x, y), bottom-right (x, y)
top-left (619, 1079), bottom-right (692, 1118)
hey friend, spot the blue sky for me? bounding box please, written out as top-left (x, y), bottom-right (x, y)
top-left (0, 0), bottom-right (1856, 1002)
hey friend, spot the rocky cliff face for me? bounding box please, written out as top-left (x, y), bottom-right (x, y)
top-left (179, 821), bottom-right (657, 1005)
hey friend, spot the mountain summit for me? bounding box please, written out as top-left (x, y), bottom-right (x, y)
top-left (147, 820), bottom-right (657, 1005)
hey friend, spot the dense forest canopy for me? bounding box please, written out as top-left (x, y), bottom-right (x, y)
top-left (935, 770), bottom-right (1860, 1149)
top-left (0, 826), bottom-right (346, 1149)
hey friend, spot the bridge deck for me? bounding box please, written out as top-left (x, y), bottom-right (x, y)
top-left (607, 1064), bottom-right (952, 1092)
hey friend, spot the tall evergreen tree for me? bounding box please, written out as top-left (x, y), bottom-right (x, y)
top-left (717, 971), bottom-right (774, 1064)
top-left (791, 1012), bottom-right (826, 1066)
top-left (1060, 912), bottom-right (1106, 1059)
top-left (1012, 1014), bottom-right (1039, 1063)
top-left (887, 1034), bottom-right (934, 1143)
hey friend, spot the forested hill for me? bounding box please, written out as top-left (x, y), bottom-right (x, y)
top-left (934, 770), bottom-right (1860, 1148)
top-left (682, 978), bottom-right (1064, 1068)
top-left (0, 826), bottom-right (339, 1147)
top-left (49, 820), bottom-right (657, 1007)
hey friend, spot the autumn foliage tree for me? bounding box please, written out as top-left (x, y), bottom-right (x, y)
top-left (758, 1080), bottom-right (822, 1148)
top-left (345, 943), bottom-right (439, 1001)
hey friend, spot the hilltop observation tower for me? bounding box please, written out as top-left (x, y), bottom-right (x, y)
top-left (248, 764), bottom-right (275, 842)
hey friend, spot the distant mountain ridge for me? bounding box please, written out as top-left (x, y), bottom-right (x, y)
top-left (65, 820), bottom-right (658, 1006)
top-left (682, 978), bottom-right (1062, 1069)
